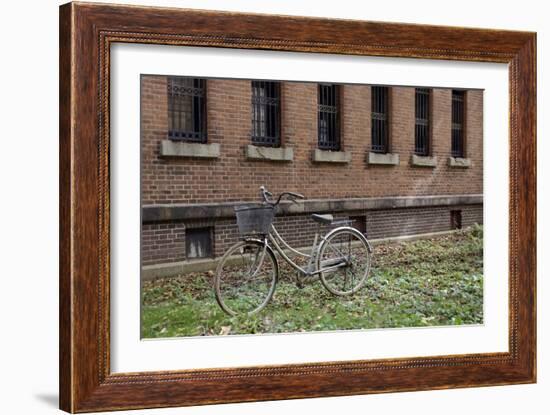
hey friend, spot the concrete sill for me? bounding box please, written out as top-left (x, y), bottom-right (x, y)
top-left (312, 149), bottom-right (352, 163)
top-left (160, 140), bottom-right (220, 159)
top-left (448, 157), bottom-right (471, 168)
top-left (411, 154), bottom-right (437, 168)
top-left (245, 144), bottom-right (294, 162)
top-left (367, 152), bottom-right (400, 166)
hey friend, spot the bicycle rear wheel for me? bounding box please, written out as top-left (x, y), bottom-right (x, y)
top-left (317, 228), bottom-right (371, 296)
top-left (215, 240), bottom-right (278, 316)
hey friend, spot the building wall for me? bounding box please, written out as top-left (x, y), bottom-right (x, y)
top-left (141, 76), bottom-right (483, 205)
top-left (141, 205), bottom-right (483, 267)
top-left (140, 76), bottom-right (484, 270)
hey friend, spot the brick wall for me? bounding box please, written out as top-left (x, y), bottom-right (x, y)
top-left (141, 76), bottom-right (483, 205)
top-left (141, 222), bottom-right (186, 266)
top-left (141, 205), bottom-right (482, 266)
top-left (365, 204), bottom-right (482, 239)
top-left (140, 76), bottom-right (483, 269)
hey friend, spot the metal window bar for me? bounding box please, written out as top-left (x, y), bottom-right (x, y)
top-left (318, 84), bottom-right (341, 151)
top-left (371, 86), bottom-right (389, 153)
top-left (167, 77), bottom-right (206, 142)
top-left (251, 81), bottom-right (281, 147)
top-left (415, 88), bottom-right (430, 156)
top-left (451, 90), bottom-right (465, 157)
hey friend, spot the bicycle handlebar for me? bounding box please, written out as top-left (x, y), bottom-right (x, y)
top-left (260, 186), bottom-right (305, 206)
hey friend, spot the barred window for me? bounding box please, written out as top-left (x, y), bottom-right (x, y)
top-left (415, 88), bottom-right (430, 156)
top-left (167, 77), bottom-right (206, 142)
top-left (450, 210), bottom-right (462, 230)
top-left (451, 90), bottom-right (465, 157)
top-left (349, 215), bottom-right (367, 235)
top-left (371, 86), bottom-right (389, 153)
top-left (251, 81), bottom-right (281, 147)
top-left (318, 84), bottom-right (341, 151)
top-left (185, 227), bottom-right (213, 259)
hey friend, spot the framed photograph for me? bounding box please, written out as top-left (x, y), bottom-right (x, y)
top-left (59, 2), bottom-right (536, 412)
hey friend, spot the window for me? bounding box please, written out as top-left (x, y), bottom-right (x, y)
top-left (185, 227), bottom-right (213, 259)
top-left (371, 86), bottom-right (389, 153)
top-left (251, 81), bottom-right (281, 147)
top-left (317, 84), bottom-right (341, 150)
top-left (451, 90), bottom-right (465, 157)
top-left (450, 210), bottom-right (462, 230)
top-left (349, 215), bottom-right (367, 235)
top-left (415, 88), bottom-right (430, 156)
top-left (167, 77), bottom-right (206, 142)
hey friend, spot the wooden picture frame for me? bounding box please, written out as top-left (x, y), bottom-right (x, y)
top-left (59, 2), bottom-right (536, 412)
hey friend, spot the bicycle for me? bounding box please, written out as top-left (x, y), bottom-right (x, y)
top-left (214, 186), bottom-right (374, 316)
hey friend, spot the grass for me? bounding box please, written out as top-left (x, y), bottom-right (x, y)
top-left (141, 225), bottom-right (483, 338)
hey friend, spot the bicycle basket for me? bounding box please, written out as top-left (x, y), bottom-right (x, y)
top-left (234, 204), bottom-right (275, 236)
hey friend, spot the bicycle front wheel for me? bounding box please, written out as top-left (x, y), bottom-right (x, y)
top-left (317, 228), bottom-right (371, 296)
top-left (215, 240), bottom-right (278, 316)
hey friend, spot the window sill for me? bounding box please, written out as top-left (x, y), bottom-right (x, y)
top-left (411, 154), bottom-right (437, 168)
top-left (160, 140), bottom-right (220, 159)
top-left (448, 157), bottom-right (471, 168)
top-left (245, 144), bottom-right (294, 162)
top-left (312, 149), bottom-right (352, 163)
top-left (367, 152), bottom-right (400, 166)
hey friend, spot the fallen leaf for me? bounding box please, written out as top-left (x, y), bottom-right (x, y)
top-left (219, 326), bottom-right (231, 336)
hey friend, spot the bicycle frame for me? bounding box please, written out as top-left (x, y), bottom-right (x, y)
top-left (247, 185), bottom-right (373, 278)
top-left (263, 224), bottom-right (352, 277)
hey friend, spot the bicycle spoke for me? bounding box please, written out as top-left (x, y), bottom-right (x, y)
top-left (319, 229), bottom-right (371, 296)
top-left (327, 239), bottom-right (347, 261)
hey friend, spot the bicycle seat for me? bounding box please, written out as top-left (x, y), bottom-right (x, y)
top-left (311, 213), bottom-right (334, 225)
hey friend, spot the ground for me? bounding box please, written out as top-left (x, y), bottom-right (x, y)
top-left (141, 225), bottom-right (483, 338)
